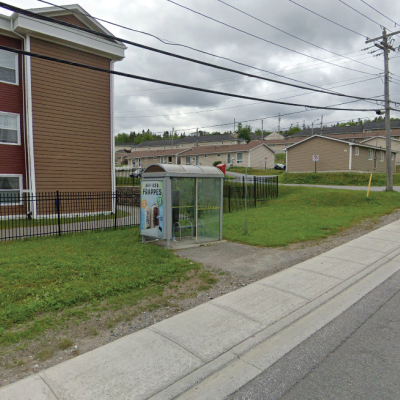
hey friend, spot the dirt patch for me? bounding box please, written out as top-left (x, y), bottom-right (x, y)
top-left (1, 210), bottom-right (400, 387)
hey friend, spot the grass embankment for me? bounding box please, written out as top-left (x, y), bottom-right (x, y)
top-left (0, 228), bottom-right (214, 345)
top-left (223, 185), bottom-right (400, 247)
top-left (228, 167), bottom-right (400, 186)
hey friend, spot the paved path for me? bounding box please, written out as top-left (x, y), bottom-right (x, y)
top-left (2, 220), bottom-right (400, 399)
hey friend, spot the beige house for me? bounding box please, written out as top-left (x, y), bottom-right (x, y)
top-left (286, 136), bottom-right (396, 173)
top-left (179, 142), bottom-right (275, 169)
top-left (125, 149), bottom-right (189, 169)
top-left (360, 136), bottom-right (400, 166)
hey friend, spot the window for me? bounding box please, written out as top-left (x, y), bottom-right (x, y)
top-left (204, 155), bottom-right (208, 158)
top-left (227, 153), bottom-right (231, 163)
top-left (368, 149), bottom-right (373, 160)
top-left (237, 152), bottom-right (243, 164)
top-left (0, 50), bottom-right (18, 85)
top-left (0, 112), bottom-right (20, 145)
top-left (144, 158), bottom-right (148, 161)
top-left (222, 142), bottom-right (224, 145)
top-left (160, 156), bottom-right (164, 163)
top-left (380, 151), bottom-right (384, 162)
top-left (355, 146), bottom-right (359, 156)
top-left (186, 156), bottom-right (190, 165)
top-left (138, 159), bottom-right (141, 167)
top-left (0, 175), bottom-right (21, 204)
top-left (168, 156), bottom-right (172, 164)
top-left (217, 154), bottom-right (221, 157)
top-left (153, 157), bottom-right (157, 160)
top-left (392, 153), bottom-right (395, 161)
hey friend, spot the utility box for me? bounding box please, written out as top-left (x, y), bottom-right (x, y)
top-left (140, 164), bottom-right (224, 248)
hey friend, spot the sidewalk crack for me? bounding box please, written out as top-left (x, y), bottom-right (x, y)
top-left (38, 374), bottom-right (60, 400)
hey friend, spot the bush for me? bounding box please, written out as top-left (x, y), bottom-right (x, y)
top-left (213, 160), bottom-right (223, 167)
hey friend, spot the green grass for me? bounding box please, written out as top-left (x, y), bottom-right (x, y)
top-left (229, 167), bottom-right (283, 175)
top-left (0, 228), bottom-right (199, 345)
top-left (223, 186), bottom-right (400, 247)
top-left (228, 167), bottom-right (400, 186)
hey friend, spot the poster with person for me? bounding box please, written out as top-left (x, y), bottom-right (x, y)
top-left (140, 180), bottom-right (164, 238)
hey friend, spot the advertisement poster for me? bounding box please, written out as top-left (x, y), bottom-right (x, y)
top-left (140, 180), bottom-right (164, 238)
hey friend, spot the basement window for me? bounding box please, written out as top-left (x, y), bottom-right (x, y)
top-left (0, 112), bottom-right (20, 145)
top-left (0, 50), bottom-right (18, 85)
top-left (0, 175), bottom-right (22, 205)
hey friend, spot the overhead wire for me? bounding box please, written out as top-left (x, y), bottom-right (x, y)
top-left (287, 0), bottom-right (367, 38)
top-left (0, 2), bottom-right (379, 100)
top-left (0, 45), bottom-right (382, 113)
top-left (166, 0), bottom-right (378, 76)
top-left (216, 0), bottom-right (382, 72)
top-left (359, 0), bottom-right (400, 28)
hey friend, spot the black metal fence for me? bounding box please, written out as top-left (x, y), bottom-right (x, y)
top-left (0, 191), bottom-right (140, 241)
top-left (224, 176), bottom-right (278, 212)
top-left (115, 168), bottom-right (140, 186)
top-left (1, 176), bottom-right (278, 241)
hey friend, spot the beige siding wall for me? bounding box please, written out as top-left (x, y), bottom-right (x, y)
top-left (179, 150), bottom-right (249, 167)
top-left (30, 38), bottom-right (112, 192)
top-left (129, 156), bottom-right (178, 168)
top-left (361, 138), bottom-right (400, 165)
top-left (249, 146), bottom-right (275, 169)
top-left (351, 146), bottom-right (395, 172)
top-left (287, 137), bottom-right (350, 173)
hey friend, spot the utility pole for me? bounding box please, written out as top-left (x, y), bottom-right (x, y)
top-left (196, 127), bottom-right (199, 146)
top-left (278, 113), bottom-right (281, 133)
top-left (320, 115), bottom-right (323, 135)
top-left (171, 127), bottom-right (174, 149)
top-left (234, 118), bottom-right (236, 134)
top-left (261, 119), bottom-right (264, 140)
top-left (366, 28), bottom-right (398, 191)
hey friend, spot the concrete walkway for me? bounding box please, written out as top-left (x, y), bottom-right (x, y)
top-left (2, 221), bottom-right (400, 399)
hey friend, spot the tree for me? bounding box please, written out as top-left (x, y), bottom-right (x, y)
top-left (237, 122), bottom-right (252, 143)
top-left (285, 126), bottom-right (301, 135)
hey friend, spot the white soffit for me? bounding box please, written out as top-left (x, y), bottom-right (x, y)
top-left (12, 15), bottom-right (125, 60)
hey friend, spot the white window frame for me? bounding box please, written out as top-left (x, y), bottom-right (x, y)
top-left (355, 146), bottom-right (359, 156)
top-left (0, 174), bottom-right (22, 205)
top-left (204, 154), bottom-right (208, 158)
top-left (0, 50), bottom-right (19, 86)
top-left (185, 156), bottom-right (191, 165)
top-left (380, 151), bottom-right (384, 162)
top-left (0, 111), bottom-right (21, 146)
top-left (368, 149), bottom-right (373, 160)
top-left (168, 156), bottom-right (173, 164)
top-left (237, 152), bottom-right (243, 164)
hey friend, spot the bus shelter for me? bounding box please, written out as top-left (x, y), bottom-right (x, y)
top-left (140, 164), bottom-right (224, 248)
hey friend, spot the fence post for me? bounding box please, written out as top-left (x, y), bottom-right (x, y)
top-left (254, 176), bottom-right (256, 207)
top-left (228, 185), bottom-right (231, 213)
top-left (242, 176), bottom-right (245, 198)
top-left (114, 191), bottom-right (118, 229)
top-left (56, 190), bottom-right (61, 236)
top-left (276, 176), bottom-right (278, 197)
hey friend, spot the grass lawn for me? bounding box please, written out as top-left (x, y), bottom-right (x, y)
top-left (0, 228), bottom-right (210, 345)
top-left (228, 167), bottom-right (400, 186)
top-left (223, 185), bottom-right (400, 247)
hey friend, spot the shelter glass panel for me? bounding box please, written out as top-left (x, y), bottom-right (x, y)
top-left (197, 178), bottom-right (221, 241)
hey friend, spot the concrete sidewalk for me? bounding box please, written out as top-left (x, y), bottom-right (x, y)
top-left (2, 222), bottom-right (400, 399)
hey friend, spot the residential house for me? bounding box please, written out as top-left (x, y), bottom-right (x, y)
top-left (177, 142), bottom-right (276, 169)
top-left (360, 136), bottom-right (400, 166)
top-left (0, 5), bottom-right (125, 216)
top-left (126, 149), bottom-right (190, 169)
top-left (286, 135), bottom-right (396, 173)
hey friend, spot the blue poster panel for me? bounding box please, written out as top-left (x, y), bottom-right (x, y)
top-left (140, 180), bottom-right (164, 238)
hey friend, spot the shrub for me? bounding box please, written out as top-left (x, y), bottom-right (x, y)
top-left (213, 160), bottom-right (223, 167)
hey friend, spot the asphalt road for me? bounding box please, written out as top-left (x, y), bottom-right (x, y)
top-left (228, 269), bottom-right (400, 400)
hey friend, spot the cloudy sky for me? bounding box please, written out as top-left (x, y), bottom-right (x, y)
top-left (6, 0), bottom-right (400, 135)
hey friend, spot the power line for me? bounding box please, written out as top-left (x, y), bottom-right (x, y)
top-left (287, 0), bottom-right (367, 38)
top-left (217, 0), bottom-right (382, 73)
top-left (0, 2), bottom-right (377, 101)
top-left (167, 0), bottom-right (378, 76)
top-left (32, 1), bottom-right (375, 98)
top-left (115, 77), bottom-right (381, 119)
top-left (337, 0), bottom-right (388, 30)
top-left (0, 45), bottom-right (381, 113)
top-left (359, 0), bottom-right (400, 28)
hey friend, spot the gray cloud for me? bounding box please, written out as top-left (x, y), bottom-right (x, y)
top-left (10, 0), bottom-right (400, 134)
